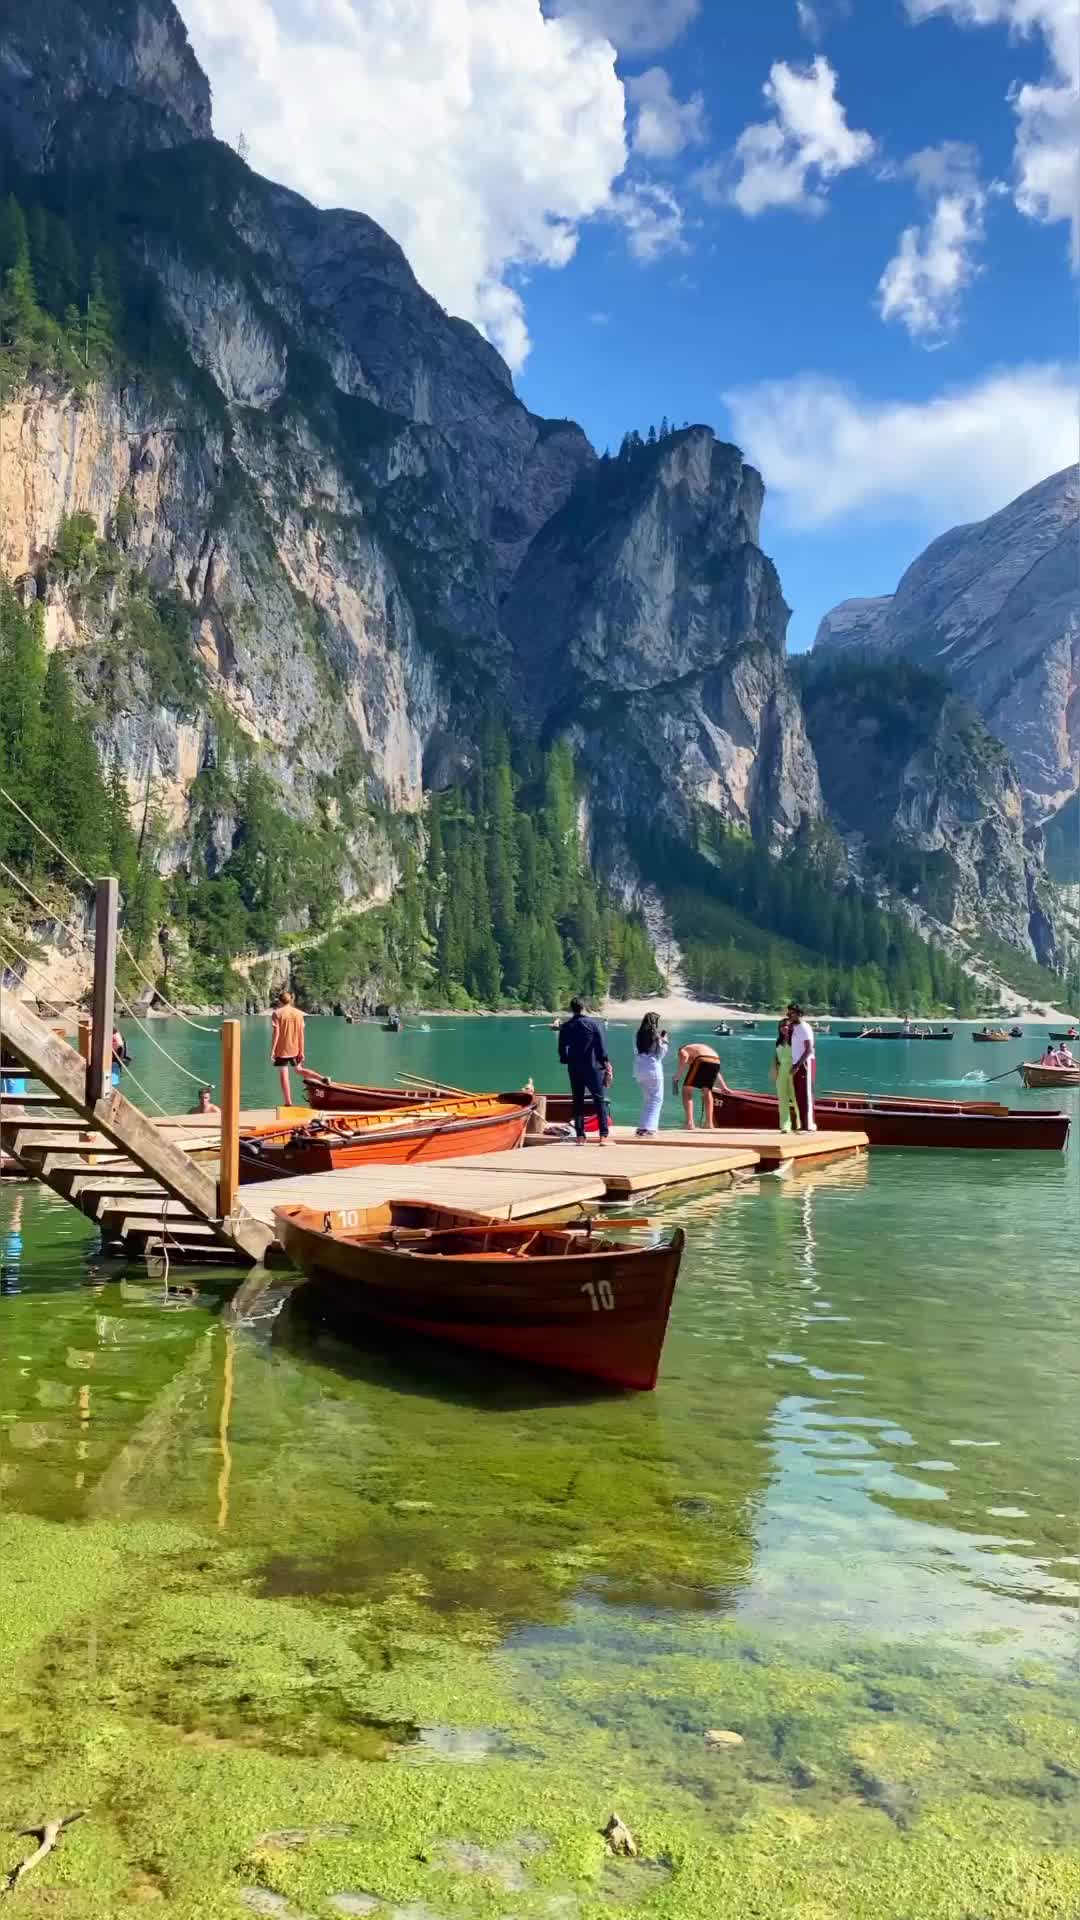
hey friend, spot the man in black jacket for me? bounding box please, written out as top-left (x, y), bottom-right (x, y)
top-left (558, 998), bottom-right (612, 1143)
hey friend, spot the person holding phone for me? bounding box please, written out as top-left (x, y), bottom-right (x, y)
top-left (633, 1012), bottom-right (668, 1135)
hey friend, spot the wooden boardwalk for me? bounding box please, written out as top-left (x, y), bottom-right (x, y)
top-left (3, 1090), bottom-right (862, 1268)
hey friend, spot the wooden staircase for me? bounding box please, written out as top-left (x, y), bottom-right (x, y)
top-left (0, 998), bottom-right (271, 1264)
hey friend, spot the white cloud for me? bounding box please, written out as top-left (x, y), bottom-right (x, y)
top-left (904, 0), bottom-right (1080, 253)
top-left (607, 180), bottom-right (687, 260)
top-left (796, 0), bottom-right (852, 39)
top-left (708, 57), bottom-right (875, 216)
top-left (545, 0), bottom-right (701, 53)
top-left (626, 67), bottom-right (708, 159)
top-left (723, 364), bottom-right (1078, 527)
top-left (878, 143), bottom-right (989, 343)
top-left (181, 0), bottom-right (629, 372)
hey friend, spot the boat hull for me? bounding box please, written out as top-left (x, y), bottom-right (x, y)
top-left (835, 1031), bottom-right (953, 1040)
top-left (1021, 1063), bottom-right (1080, 1089)
top-left (240, 1100), bottom-right (533, 1181)
top-left (712, 1084), bottom-right (1070, 1150)
top-left (274, 1204), bottom-right (685, 1391)
top-left (300, 1072), bottom-right (441, 1112)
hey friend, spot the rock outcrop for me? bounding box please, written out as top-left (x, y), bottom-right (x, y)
top-left (800, 660), bottom-right (1054, 960)
top-left (505, 430), bottom-right (822, 844)
top-left (815, 468), bottom-right (1079, 819)
top-left (0, 0), bottom-right (211, 173)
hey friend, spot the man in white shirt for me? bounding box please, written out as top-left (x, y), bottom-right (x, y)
top-left (788, 1002), bottom-right (816, 1131)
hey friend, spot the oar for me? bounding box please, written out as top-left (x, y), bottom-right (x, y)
top-left (395, 1071), bottom-right (474, 1097)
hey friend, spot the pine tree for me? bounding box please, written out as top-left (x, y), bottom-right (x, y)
top-left (0, 589), bottom-right (47, 868)
top-left (0, 196), bottom-right (28, 275)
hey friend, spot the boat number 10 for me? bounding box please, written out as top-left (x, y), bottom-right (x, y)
top-left (581, 1279), bottom-right (616, 1312)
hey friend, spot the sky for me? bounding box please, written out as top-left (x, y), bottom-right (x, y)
top-left (180, 0), bottom-right (1079, 648)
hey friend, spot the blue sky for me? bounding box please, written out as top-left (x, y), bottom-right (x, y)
top-left (185, 0), bottom-right (1078, 648)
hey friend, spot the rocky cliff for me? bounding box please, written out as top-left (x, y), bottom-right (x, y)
top-left (0, 0), bottom-right (211, 173)
top-left (0, 0), bottom-right (1069, 1005)
top-left (799, 658), bottom-right (1057, 963)
top-left (505, 429), bottom-right (821, 844)
top-left (815, 468), bottom-right (1079, 821)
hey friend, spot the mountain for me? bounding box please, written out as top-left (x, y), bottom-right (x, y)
top-left (0, 0), bottom-right (1071, 1014)
top-left (815, 468), bottom-right (1079, 821)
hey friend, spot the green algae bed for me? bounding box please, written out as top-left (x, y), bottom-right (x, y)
top-left (1, 1085), bottom-right (1079, 1916)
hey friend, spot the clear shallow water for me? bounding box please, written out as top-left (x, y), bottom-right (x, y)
top-left (1, 1017), bottom-right (1078, 1916)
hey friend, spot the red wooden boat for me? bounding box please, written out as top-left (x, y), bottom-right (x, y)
top-left (273, 1199), bottom-right (686, 1390)
top-left (300, 1070), bottom-right (441, 1112)
top-left (712, 1082), bottom-right (1070, 1151)
top-left (299, 1071), bottom-right (608, 1135)
top-left (238, 1093), bottom-right (534, 1182)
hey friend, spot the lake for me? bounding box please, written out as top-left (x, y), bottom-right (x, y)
top-left (1, 1014), bottom-right (1078, 1917)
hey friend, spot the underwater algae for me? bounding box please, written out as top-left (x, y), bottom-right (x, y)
top-left (3, 1508), bottom-right (1080, 1919)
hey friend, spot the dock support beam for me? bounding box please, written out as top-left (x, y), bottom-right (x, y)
top-left (219, 1019), bottom-right (240, 1221)
top-left (87, 877), bottom-right (119, 1107)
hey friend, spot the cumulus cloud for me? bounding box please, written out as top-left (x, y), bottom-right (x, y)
top-left (627, 67), bottom-right (708, 159)
top-left (607, 180), bottom-right (688, 260)
top-left (723, 363), bottom-right (1078, 526)
top-left (181, 0), bottom-right (629, 372)
top-left (904, 0), bottom-right (1080, 253)
top-left (878, 143), bottom-right (989, 343)
top-left (545, 0), bottom-right (701, 53)
top-left (702, 57), bottom-right (875, 215)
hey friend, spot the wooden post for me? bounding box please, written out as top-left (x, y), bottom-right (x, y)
top-left (219, 1019), bottom-right (240, 1222)
top-left (77, 1018), bottom-right (91, 1062)
top-left (86, 878), bottom-right (119, 1107)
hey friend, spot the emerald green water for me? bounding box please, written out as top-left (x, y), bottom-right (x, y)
top-left (1, 1017), bottom-right (1078, 1916)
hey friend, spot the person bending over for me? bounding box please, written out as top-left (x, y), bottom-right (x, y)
top-left (673, 1041), bottom-right (721, 1128)
top-left (558, 998), bottom-right (611, 1144)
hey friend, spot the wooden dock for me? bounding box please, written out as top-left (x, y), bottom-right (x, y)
top-left (607, 1125), bottom-right (868, 1172)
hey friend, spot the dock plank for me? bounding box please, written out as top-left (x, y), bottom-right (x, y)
top-left (239, 1160), bottom-right (607, 1228)
top-left (609, 1125), bottom-right (868, 1172)
top-left (515, 1138), bottom-right (759, 1194)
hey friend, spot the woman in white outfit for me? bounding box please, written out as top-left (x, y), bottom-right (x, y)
top-left (633, 1012), bottom-right (669, 1135)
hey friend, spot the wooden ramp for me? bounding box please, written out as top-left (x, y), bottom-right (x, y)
top-left (609, 1124), bottom-right (868, 1173)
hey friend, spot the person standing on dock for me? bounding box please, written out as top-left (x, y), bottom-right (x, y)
top-left (770, 1019), bottom-right (800, 1133)
top-left (788, 1003), bottom-right (816, 1131)
top-left (673, 1041), bottom-right (721, 1128)
top-left (558, 998), bottom-right (611, 1144)
top-left (270, 991), bottom-right (306, 1103)
top-left (633, 1013), bottom-right (668, 1135)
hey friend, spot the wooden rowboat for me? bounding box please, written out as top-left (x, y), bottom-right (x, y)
top-left (300, 1070), bottom-right (442, 1111)
top-left (972, 1029), bottom-right (1011, 1042)
top-left (835, 1028), bottom-right (953, 1040)
top-left (273, 1200), bottom-right (686, 1391)
top-left (712, 1082), bottom-right (1070, 1150)
top-left (238, 1094), bottom-right (534, 1182)
top-left (1021, 1061), bottom-right (1080, 1089)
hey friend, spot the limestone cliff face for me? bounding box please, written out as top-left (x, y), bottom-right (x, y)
top-left (815, 468), bottom-right (1079, 819)
top-left (0, 0), bottom-right (210, 172)
top-left (504, 430), bottom-right (822, 844)
top-left (800, 663), bottom-right (1050, 958)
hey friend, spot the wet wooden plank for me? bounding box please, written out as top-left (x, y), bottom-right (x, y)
top-left (513, 1138), bottom-right (760, 1195)
top-left (611, 1125), bottom-right (868, 1171)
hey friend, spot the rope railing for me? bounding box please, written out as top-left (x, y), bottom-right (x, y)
top-left (2, 858), bottom-right (212, 1091)
top-left (0, 780), bottom-right (218, 1033)
top-left (0, 927), bottom-right (171, 1117)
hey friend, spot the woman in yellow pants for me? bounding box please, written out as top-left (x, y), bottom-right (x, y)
top-left (771, 1018), bottom-right (800, 1132)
